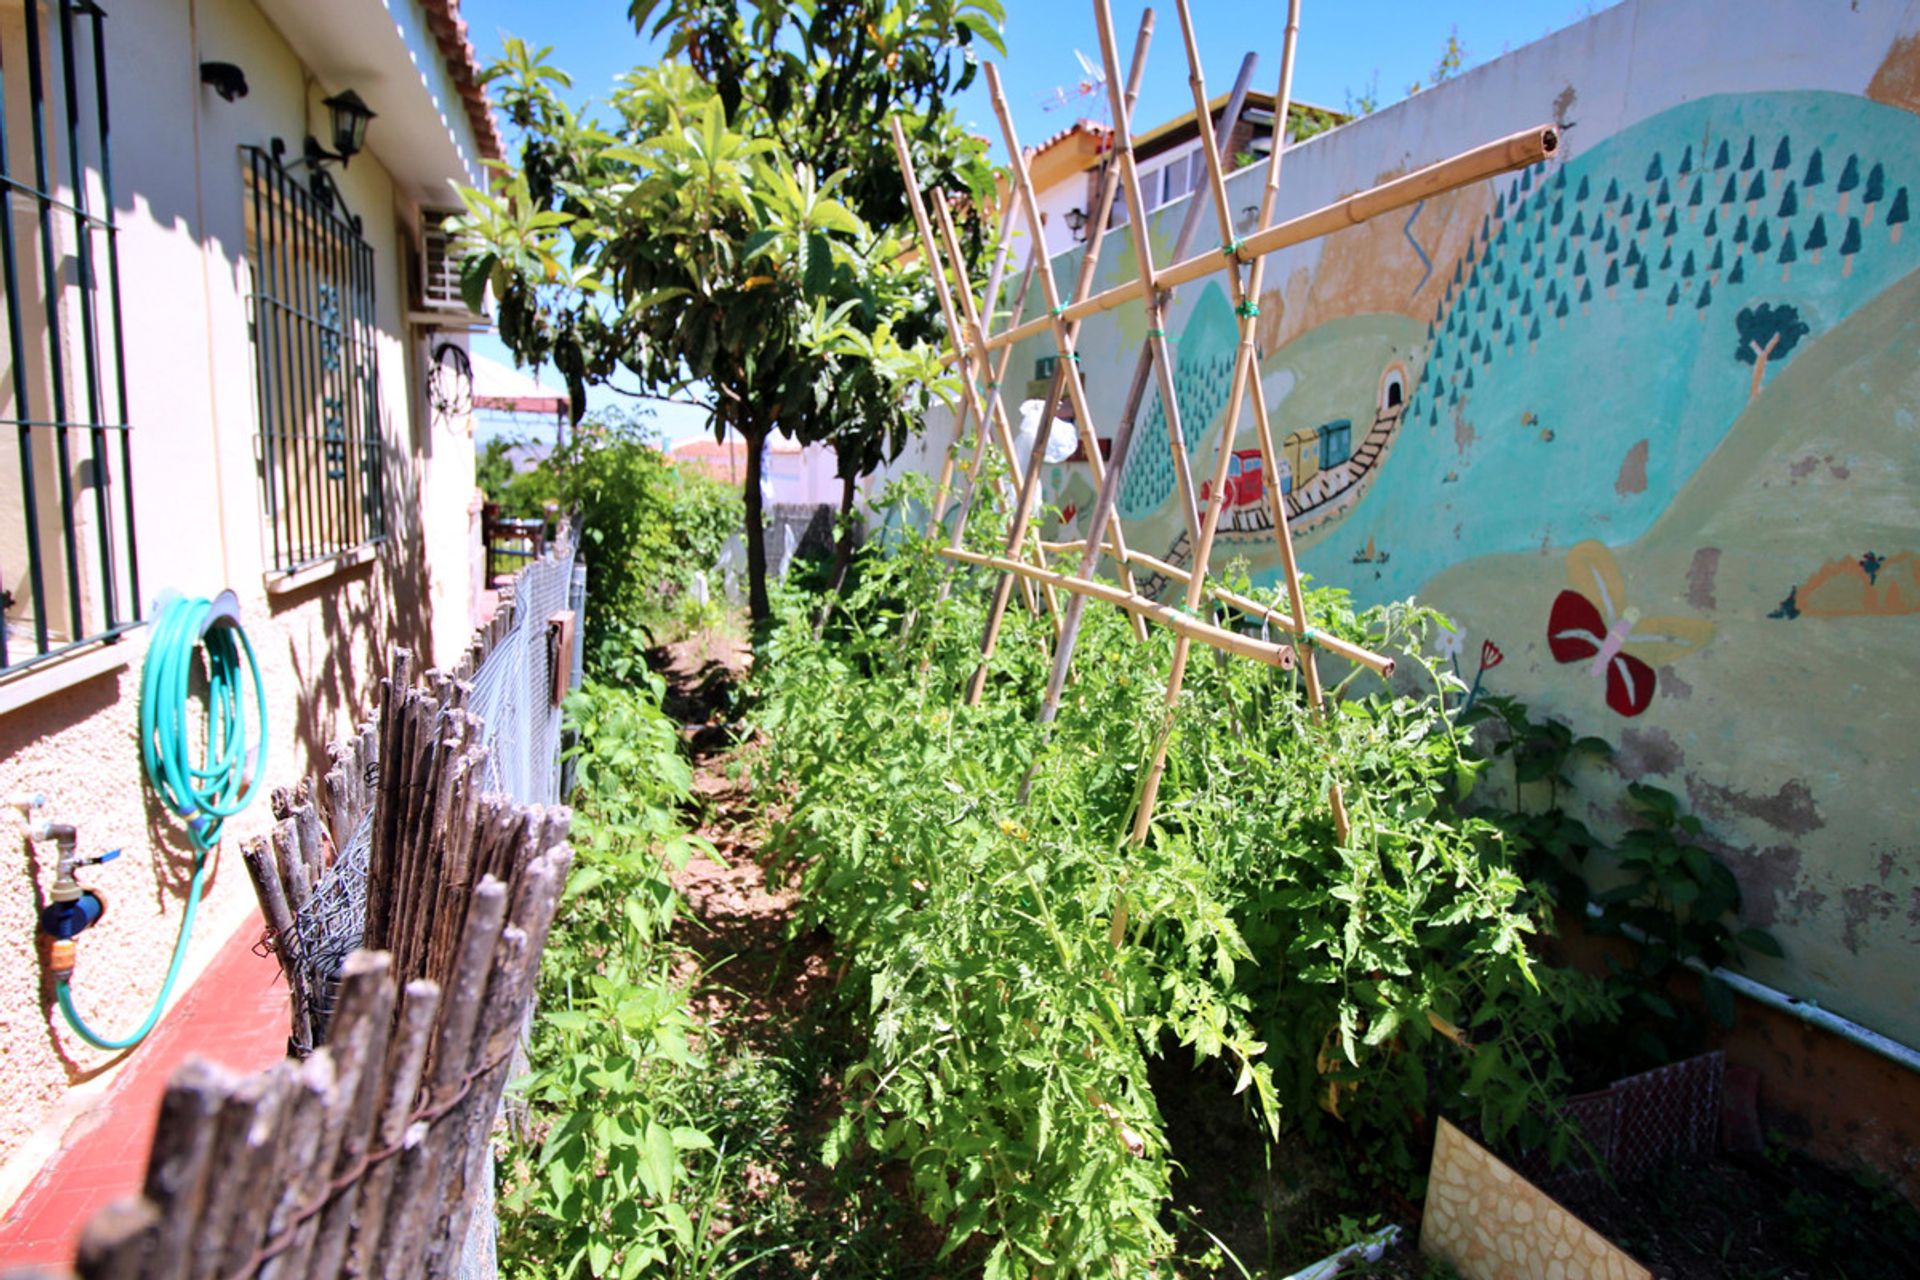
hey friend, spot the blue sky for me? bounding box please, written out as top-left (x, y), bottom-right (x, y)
top-left (460, 0), bottom-right (1615, 443)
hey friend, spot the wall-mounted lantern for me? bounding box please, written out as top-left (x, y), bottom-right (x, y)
top-left (1063, 205), bottom-right (1089, 242)
top-left (306, 89), bottom-right (376, 169)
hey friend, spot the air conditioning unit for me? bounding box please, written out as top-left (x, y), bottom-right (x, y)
top-left (419, 212), bottom-right (465, 311)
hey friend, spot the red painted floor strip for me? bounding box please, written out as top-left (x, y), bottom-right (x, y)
top-left (0, 910), bottom-right (291, 1267)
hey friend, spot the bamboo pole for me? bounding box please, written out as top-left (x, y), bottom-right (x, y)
top-left (1026, 50), bottom-right (1263, 749)
top-left (928, 193), bottom-right (1066, 626)
top-left (1055, 542), bottom-right (1398, 677)
top-left (982, 65), bottom-right (1158, 616)
top-left (1172, 0), bottom-right (1356, 838)
top-left (889, 115), bottom-right (1062, 634)
top-left (1127, 0), bottom-right (1301, 845)
top-left (960, 8), bottom-right (1154, 702)
top-left (948, 119), bottom-right (1558, 362)
top-left (888, 115), bottom-right (1029, 546)
top-left (941, 546), bottom-right (1295, 669)
top-left (931, 187), bottom-right (1022, 528)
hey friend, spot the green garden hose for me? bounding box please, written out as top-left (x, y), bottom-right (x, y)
top-left (55, 592), bottom-right (268, 1051)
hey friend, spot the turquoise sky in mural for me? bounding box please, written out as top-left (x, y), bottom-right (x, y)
top-left (1284, 91), bottom-right (1920, 605)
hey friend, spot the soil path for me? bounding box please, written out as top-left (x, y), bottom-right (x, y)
top-left (646, 631), bottom-right (945, 1277)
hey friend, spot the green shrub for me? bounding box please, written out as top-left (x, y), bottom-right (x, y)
top-left (482, 410), bottom-right (741, 669)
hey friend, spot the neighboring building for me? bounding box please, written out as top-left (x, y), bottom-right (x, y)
top-left (1023, 92), bottom-right (1349, 261)
top-left (0, 0), bottom-right (496, 1211)
top-left (671, 434), bottom-right (842, 505)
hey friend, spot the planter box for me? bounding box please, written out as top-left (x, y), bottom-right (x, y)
top-left (1421, 1118), bottom-right (1651, 1280)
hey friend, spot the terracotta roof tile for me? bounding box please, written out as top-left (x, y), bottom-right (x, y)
top-left (421, 0), bottom-right (504, 163)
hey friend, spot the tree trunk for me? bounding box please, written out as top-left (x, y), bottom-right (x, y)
top-left (813, 468), bottom-right (859, 639)
top-left (828, 468), bottom-right (858, 592)
top-left (741, 422), bottom-right (773, 629)
top-left (1747, 333), bottom-right (1779, 402)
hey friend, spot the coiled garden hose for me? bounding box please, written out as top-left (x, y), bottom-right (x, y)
top-left (55, 591), bottom-right (268, 1051)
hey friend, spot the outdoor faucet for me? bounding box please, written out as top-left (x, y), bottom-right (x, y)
top-left (25, 813), bottom-right (118, 979)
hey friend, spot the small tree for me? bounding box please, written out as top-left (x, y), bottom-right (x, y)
top-left (1709, 239), bottom-right (1725, 281)
top-left (1771, 135), bottom-right (1792, 172)
top-left (1746, 170), bottom-right (1766, 216)
top-left (1605, 258), bottom-right (1621, 298)
top-left (1864, 161), bottom-right (1886, 223)
top-left (1733, 302), bottom-right (1809, 400)
top-left (1688, 177), bottom-right (1704, 219)
top-left (1804, 214), bottom-right (1828, 264)
top-left (456, 5), bottom-right (1001, 629)
top-left (1665, 282), bottom-right (1679, 318)
top-left (1804, 147), bottom-right (1825, 189)
top-left (1728, 255), bottom-right (1746, 285)
top-left (1777, 180), bottom-right (1799, 220)
top-left (1889, 187), bottom-right (1909, 243)
top-left (1696, 279), bottom-right (1712, 318)
top-left (1836, 154), bottom-right (1860, 214)
top-left (1752, 219), bottom-right (1773, 255)
top-left (1740, 136), bottom-right (1757, 171)
top-left (1778, 227), bottom-right (1798, 282)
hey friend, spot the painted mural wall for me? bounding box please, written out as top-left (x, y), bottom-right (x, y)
top-left (960, 0), bottom-right (1920, 1047)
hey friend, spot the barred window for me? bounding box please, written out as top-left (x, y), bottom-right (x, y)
top-left (0, 0), bottom-right (140, 675)
top-left (244, 144), bottom-right (384, 576)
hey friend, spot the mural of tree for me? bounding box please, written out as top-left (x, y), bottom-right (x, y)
top-left (1696, 279), bottom-right (1712, 317)
top-left (1580, 277), bottom-right (1594, 314)
top-left (1752, 219), bottom-right (1772, 255)
top-left (1804, 147), bottom-right (1825, 190)
top-left (1605, 258), bottom-right (1621, 298)
top-left (1805, 214), bottom-right (1828, 264)
top-left (1779, 227), bottom-right (1798, 282)
top-left (1746, 170), bottom-right (1766, 215)
top-left (1709, 240), bottom-right (1725, 281)
top-left (1729, 254), bottom-right (1747, 285)
top-left (1839, 215), bottom-right (1862, 275)
top-left (1837, 153), bottom-right (1860, 214)
top-left (1733, 301), bottom-right (1809, 400)
top-left (1777, 180), bottom-right (1799, 219)
top-left (1864, 161), bottom-right (1885, 221)
top-left (1663, 207), bottom-right (1679, 240)
top-left (1740, 136), bottom-right (1757, 170)
top-left (1633, 259), bottom-right (1650, 293)
top-left (1665, 281), bottom-right (1680, 318)
top-left (1678, 143), bottom-right (1694, 175)
top-left (1604, 177), bottom-right (1621, 205)
top-left (1890, 187), bottom-right (1909, 242)
top-left (1720, 172), bottom-right (1739, 207)
top-left (1705, 207), bottom-right (1720, 237)
top-left (1772, 135), bottom-right (1791, 173)
top-left (1714, 138), bottom-right (1731, 169)
top-left (1688, 177), bottom-right (1704, 219)
top-left (1659, 244), bottom-right (1673, 271)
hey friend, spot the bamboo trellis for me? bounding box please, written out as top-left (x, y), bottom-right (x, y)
top-left (897, 0), bottom-right (1558, 840)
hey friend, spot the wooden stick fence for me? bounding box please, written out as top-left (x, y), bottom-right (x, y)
top-left (895, 0), bottom-right (1556, 843)
top-left (52, 646), bottom-right (575, 1280)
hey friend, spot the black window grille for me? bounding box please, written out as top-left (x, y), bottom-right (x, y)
top-left (0, 0), bottom-right (140, 674)
top-left (244, 144), bottom-right (384, 575)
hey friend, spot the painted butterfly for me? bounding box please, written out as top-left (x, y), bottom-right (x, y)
top-left (1546, 541), bottom-right (1712, 717)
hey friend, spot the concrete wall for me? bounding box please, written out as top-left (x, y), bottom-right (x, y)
top-left (920, 0), bottom-right (1920, 1052)
top-left (0, 0), bottom-right (479, 1191)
